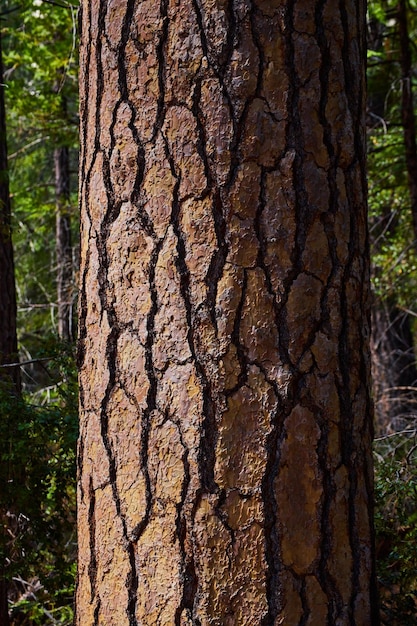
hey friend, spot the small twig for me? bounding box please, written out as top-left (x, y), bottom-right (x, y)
top-left (8, 136), bottom-right (50, 160)
top-left (380, 385), bottom-right (417, 393)
top-left (374, 428), bottom-right (417, 442)
top-left (40, 0), bottom-right (77, 9)
top-left (0, 357), bottom-right (54, 369)
top-left (397, 305), bottom-right (417, 318)
top-left (406, 443), bottom-right (417, 463)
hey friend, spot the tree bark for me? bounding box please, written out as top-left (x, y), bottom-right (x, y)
top-left (55, 144), bottom-right (74, 342)
top-left (77, 1), bottom-right (378, 624)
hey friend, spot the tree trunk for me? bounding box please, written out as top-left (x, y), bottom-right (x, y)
top-left (55, 144), bottom-right (73, 342)
top-left (397, 0), bottom-right (417, 242)
top-left (77, 1), bottom-right (378, 624)
top-left (0, 27), bottom-right (19, 626)
top-left (0, 25), bottom-right (19, 390)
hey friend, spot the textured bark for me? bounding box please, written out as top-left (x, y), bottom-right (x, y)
top-left (77, 1), bottom-right (378, 624)
top-left (55, 144), bottom-right (74, 342)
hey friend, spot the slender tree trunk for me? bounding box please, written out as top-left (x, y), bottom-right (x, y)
top-left (0, 27), bottom-right (19, 626)
top-left (398, 0), bottom-right (417, 242)
top-left (0, 27), bottom-right (19, 390)
top-left (77, 1), bottom-right (378, 624)
top-left (55, 144), bottom-right (73, 342)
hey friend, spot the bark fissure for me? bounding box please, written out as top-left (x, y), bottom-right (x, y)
top-left (152, 0), bottom-right (168, 140)
top-left (168, 149), bottom-right (218, 495)
top-left (87, 477), bottom-right (97, 603)
top-left (261, 402), bottom-right (284, 624)
top-left (173, 416), bottom-right (197, 625)
top-left (125, 236), bottom-right (165, 542)
top-left (205, 190), bottom-right (228, 330)
top-left (116, 0), bottom-right (135, 102)
top-left (227, 268), bottom-right (249, 395)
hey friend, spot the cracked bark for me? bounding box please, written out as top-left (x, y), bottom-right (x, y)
top-left (77, 1), bottom-right (379, 624)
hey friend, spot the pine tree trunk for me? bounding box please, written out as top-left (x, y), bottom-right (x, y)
top-left (77, 1), bottom-right (379, 623)
top-left (55, 145), bottom-right (73, 342)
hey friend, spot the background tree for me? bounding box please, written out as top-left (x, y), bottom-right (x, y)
top-left (4, 0), bottom-right (79, 358)
top-left (0, 20), bottom-right (20, 390)
top-left (77, 0), bottom-right (378, 623)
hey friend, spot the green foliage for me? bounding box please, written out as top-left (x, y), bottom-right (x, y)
top-left (366, 0), bottom-right (417, 305)
top-left (0, 3), bottom-right (80, 622)
top-left (368, 127), bottom-right (417, 304)
top-left (368, 1), bottom-right (388, 23)
top-left (367, 3), bottom-right (417, 622)
top-left (3, 0), bottom-right (79, 145)
top-left (0, 343), bottom-right (77, 624)
top-left (374, 436), bottom-right (417, 624)
top-left (3, 0), bottom-right (79, 349)
top-left (10, 592), bottom-right (75, 626)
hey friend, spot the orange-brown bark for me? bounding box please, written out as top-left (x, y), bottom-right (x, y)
top-left (77, 1), bottom-right (378, 624)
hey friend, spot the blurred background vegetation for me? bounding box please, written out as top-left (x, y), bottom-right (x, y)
top-left (1, 0), bottom-right (417, 623)
top-left (1, 0), bottom-right (78, 623)
top-left (367, 0), bottom-right (417, 622)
